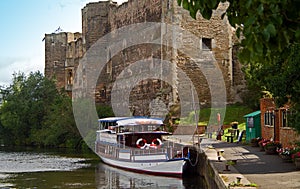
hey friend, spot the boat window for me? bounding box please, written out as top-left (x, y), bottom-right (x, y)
top-left (118, 126), bottom-right (132, 133)
top-left (148, 125), bottom-right (157, 131)
top-left (99, 121), bottom-right (117, 130)
top-left (146, 125), bottom-right (162, 131)
top-left (113, 124), bottom-right (163, 133)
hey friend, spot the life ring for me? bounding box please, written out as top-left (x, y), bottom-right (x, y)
top-left (136, 138), bottom-right (147, 148)
top-left (151, 138), bottom-right (163, 146)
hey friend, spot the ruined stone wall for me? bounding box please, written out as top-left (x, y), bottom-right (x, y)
top-left (162, 1), bottom-right (238, 106)
top-left (45, 0), bottom-right (246, 117)
top-left (45, 32), bottom-right (68, 89)
top-left (109, 0), bottom-right (161, 30)
top-left (231, 45), bottom-right (246, 102)
top-left (107, 0), bottom-right (164, 116)
top-left (81, 2), bottom-right (110, 52)
top-left (45, 32), bottom-right (83, 90)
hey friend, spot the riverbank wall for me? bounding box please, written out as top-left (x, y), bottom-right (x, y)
top-left (184, 146), bottom-right (225, 189)
top-left (181, 140), bottom-right (256, 189)
top-left (198, 150), bottom-right (227, 189)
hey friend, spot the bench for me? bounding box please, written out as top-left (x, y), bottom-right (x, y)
top-left (225, 135), bottom-right (234, 143)
top-left (225, 129), bottom-right (236, 143)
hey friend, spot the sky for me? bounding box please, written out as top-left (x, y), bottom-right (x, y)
top-left (0, 0), bottom-right (125, 87)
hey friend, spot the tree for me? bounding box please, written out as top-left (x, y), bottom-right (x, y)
top-left (245, 44), bottom-right (300, 132)
top-left (177, 0), bottom-right (300, 63)
top-left (96, 104), bottom-right (114, 119)
top-left (0, 72), bottom-right (90, 149)
top-left (0, 72), bottom-right (59, 145)
top-left (39, 92), bottom-right (82, 148)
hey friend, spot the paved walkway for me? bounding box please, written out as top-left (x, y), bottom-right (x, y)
top-left (200, 138), bottom-right (300, 189)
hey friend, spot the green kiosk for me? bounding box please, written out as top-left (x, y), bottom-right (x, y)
top-left (243, 110), bottom-right (261, 142)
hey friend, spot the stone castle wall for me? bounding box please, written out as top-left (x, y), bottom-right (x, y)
top-left (45, 0), bottom-right (246, 117)
top-left (163, 2), bottom-right (235, 106)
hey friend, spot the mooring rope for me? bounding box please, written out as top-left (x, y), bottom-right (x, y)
top-left (188, 148), bottom-right (199, 167)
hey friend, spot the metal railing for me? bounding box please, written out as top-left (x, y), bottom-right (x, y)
top-left (95, 141), bottom-right (187, 161)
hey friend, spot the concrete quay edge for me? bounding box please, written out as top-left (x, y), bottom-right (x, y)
top-left (203, 144), bottom-right (256, 189)
top-left (164, 135), bottom-right (257, 188)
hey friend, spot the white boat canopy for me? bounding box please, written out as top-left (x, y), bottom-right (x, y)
top-left (98, 117), bottom-right (129, 122)
top-left (116, 117), bottom-right (163, 127)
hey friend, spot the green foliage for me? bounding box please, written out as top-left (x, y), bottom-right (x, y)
top-left (39, 92), bottom-right (82, 148)
top-left (178, 0), bottom-right (300, 63)
top-left (0, 72), bottom-right (83, 149)
top-left (243, 44), bottom-right (300, 133)
top-left (0, 72), bottom-right (59, 146)
top-left (96, 104), bottom-right (114, 118)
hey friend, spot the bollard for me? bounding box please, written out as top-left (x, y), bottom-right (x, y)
top-left (224, 164), bottom-right (230, 171)
top-left (219, 149), bottom-right (224, 154)
top-left (236, 177), bottom-right (242, 184)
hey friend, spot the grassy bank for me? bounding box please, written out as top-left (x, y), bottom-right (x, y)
top-left (178, 104), bottom-right (254, 126)
top-left (198, 104), bottom-right (254, 126)
top-left (198, 104), bottom-right (253, 142)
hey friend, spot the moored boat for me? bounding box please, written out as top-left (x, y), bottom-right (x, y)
top-left (95, 117), bottom-right (190, 177)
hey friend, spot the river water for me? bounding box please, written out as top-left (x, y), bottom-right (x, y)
top-left (0, 147), bottom-right (207, 189)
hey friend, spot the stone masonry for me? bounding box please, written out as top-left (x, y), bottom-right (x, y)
top-left (44, 0), bottom-right (245, 117)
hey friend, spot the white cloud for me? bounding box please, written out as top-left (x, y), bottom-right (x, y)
top-left (0, 0), bottom-right (129, 87)
top-left (0, 53), bottom-right (44, 87)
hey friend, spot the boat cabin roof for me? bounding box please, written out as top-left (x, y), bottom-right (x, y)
top-left (98, 117), bottom-right (129, 122)
top-left (97, 117), bottom-right (167, 134)
top-left (116, 117), bottom-right (163, 127)
top-left (98, 117), bottom-right (163, 127)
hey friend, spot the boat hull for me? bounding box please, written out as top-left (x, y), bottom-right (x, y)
top-left (99, 155), bottom-right (186, 177)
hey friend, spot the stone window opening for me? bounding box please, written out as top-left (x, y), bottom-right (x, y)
top-left (50, 36), bottom-right (55, 46)
top-left (53, 61), bottom-right (58, 68)
top-left (201, 38), bottom-right (212, 51)
top-left (100, 87), bottom-right (106, 99)
top-left (122, 39), bottom-right (127, 62)
top-left (167, 0), bottom-right (172, 10)
top-left (107, 49), bottom-right (112, 74)
top-left (67, 69), bottom-right (73, 85)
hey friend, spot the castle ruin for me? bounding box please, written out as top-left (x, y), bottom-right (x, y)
top-left (44, 0), bottom-right (245, 117)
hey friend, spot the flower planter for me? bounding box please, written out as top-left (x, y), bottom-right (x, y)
top-left (294, 158), bottom-right (300, 169)
top-left (264, 146), bottom-right (277, 155)
top-left (251, 141), bottom-right (259, 147)
top-left (258, 143), bottom-right (265, 151)
top-left (280, 154), bottom-right (292, 162)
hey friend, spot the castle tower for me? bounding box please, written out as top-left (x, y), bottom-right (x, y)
top-left (81, 1), bottom-right (110, 52)
top-left (44, 32), bottom-right (82, 91)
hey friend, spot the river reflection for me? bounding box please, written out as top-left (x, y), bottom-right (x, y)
top-left (96, 163), bottom-right (207, 189)
top-left (0, 148), bottom-right (207, 189)
top-left (96, 163), bottom-right (183, 188)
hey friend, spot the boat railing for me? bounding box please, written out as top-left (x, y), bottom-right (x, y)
top-left (96, 140), bottom-right (187, 161)
top-left (131, 148), bottom-right (167, 156)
